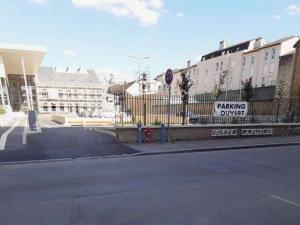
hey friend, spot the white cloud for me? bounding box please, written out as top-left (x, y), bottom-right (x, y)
top-left (29, 0), bottom-right (48, 4)
top-left (64, 49), bottom-right (76, 57)
top-left (176, 12), bottom-right (184, 18)
top-left (72, 0), bottom-right (164, 26)
top-left (273, 14), bottom-right (281, 20)
top-left (287, 4), bottom-right (300, 16)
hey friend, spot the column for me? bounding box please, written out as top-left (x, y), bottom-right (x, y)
top-left (21, 57), bottom-right (32, 110)
top-left (0, 78), bottom-right (4, 106)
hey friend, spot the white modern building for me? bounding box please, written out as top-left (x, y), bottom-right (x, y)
top-left (0, 43), bottom-right (46, 112)
top-left (195, 36), bottom-right (299, 94)
top-left (36, 67), bottom-right (115, 115)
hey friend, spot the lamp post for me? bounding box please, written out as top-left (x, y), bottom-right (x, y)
top-left (128, 56), bottom-right (150, 125)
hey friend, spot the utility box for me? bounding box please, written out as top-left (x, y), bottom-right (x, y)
top-left (28, 110), bottom-right (37, 131)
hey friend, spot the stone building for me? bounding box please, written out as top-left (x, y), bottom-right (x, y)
top-left (290, 40), bottom-right (300, 97)
top-left (36, 67), bottom-right (115, 115)
top-left (275, 39), bottom-right (300, 97)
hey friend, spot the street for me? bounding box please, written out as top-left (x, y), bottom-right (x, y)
top-left (0, 116), bottom-right (139, 163)
top-left (1, 145), bottom-right (300, 225)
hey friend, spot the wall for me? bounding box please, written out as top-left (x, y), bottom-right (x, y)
top-left (116, 123), bottom-right (300, 143)
top-left (275, 53), bottom-right (295, 97)
top-left (290, 44), bottom-right (300, 97)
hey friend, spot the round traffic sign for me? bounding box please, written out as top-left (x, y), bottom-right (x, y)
top-left (165, 69), bottom-right (173, 85)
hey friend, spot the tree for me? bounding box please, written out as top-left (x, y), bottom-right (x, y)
top-left (211, 70), bottom-right (228, 100)
top-left (242, 77), bottom-right (254, 101)
top-left (178, 71), bottom-right (193, 125)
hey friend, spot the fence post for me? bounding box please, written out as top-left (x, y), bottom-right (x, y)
top-left (137, 123), bottom-right (142, 144)
top-left (160, 123), bottom-right (165, 144)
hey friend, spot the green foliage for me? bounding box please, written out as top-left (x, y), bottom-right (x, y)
top-left (178, 71), bottom-right (193, 124)
top-left (0, 106), bottom-right (6, 115)
top-left (242, 77), bottom-right (254, 101)
top-left (211, 70), bottom-right (228, 100)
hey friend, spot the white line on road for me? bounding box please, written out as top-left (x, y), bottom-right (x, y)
top-left (0, 119), bottom-right (21, 150)
top-left (259, 190), bottom-right (300, 208)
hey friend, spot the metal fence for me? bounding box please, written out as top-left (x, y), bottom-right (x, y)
top-left (114, 93), bottom-right (300, 126)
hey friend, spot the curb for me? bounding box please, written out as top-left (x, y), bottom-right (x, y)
top-left (1, 142), bottom-right (299, 166)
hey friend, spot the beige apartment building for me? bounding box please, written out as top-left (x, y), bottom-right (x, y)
top-left (36, 67), bottom-right (115, 115)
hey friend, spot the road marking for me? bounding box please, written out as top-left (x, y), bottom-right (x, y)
top-left (259, 190), bottom-right (300, 208)
top-left (0, 119), bottom-right (21, 150)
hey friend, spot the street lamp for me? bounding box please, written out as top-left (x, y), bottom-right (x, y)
top-left (128, 56), bottom-right (150, 125)
top-left (128, 56), bottom-right (150, 82)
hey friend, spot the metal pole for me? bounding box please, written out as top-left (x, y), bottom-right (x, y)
top-left (167, 86), bottom-right (171, 143)
top-left (21, 57), bottom-right (32, 111)
top-left (0, 78), bottom-right (5, 106)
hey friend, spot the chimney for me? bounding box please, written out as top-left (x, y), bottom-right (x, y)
top-left (66, 67), bottom-right (69, 72)
top-left (254, 38), bottom-right (264, 49)
top-left (187, 60), bottom-right (191, 68)
top-left (219, 40), bottom-right (227, 50)
top-left (77, 68), bottom-right (81, 73)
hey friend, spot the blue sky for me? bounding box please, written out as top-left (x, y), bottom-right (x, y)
top-left (0, 0), bottom-right (299, 80)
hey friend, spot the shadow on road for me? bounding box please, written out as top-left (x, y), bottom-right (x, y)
top-left (0, 127), bottom-right (139, 163)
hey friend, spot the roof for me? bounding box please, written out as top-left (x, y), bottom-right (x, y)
top-left (36, 67), bottom-right (101, 87)
top-left (201, 38), bottom-right (260, 61)
top-left (280, 50), bottom-right (296, 57)
top-left (294, 39), bottom-right (300, 47)
top-left (107, 81), bottom-right (135, 95)
top-left (0, 43), bottom-right (46, 75)
top-left (245, 36), bottom-right (298, 54)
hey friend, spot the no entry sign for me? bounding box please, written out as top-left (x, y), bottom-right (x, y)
top-left (165, 69), bottom-right (173, 86)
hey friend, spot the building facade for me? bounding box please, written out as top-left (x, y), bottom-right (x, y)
top-left (36, 67), bottom-right (115, 115)
top-left (242, 36), bottom-right (299, 89)
top-left (290, 40), bottom-right (300, 97)
top-left (0, 43), bottom-right (46, 112)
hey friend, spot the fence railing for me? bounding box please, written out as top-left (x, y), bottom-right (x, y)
top-left (114, 94), bottom-right (300, 126)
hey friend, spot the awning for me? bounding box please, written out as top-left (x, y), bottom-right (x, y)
top-left (0, 43), bottom-right (46, 76)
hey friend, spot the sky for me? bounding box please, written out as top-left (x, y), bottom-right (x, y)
top-left (0, 0), bottom-right (300, 80)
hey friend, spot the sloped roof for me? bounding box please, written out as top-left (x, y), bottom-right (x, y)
top-left (36, 67), bottom-right (100, 87)
top-left (294, 39), bottom-right (300, 47)
top-left (107, 81), bottom-right (135, 95)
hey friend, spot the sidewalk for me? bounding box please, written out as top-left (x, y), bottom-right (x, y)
top-left (127, 136), bottom-right (300, 155)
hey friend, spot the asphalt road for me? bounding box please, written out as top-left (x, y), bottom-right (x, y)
top-left (1, 145), bottom-right (300, 225)
top-left (0, 127), bottom-right (139, 163)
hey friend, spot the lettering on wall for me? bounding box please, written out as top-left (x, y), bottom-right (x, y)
top-left (211, 128), bottom-right (274, 137)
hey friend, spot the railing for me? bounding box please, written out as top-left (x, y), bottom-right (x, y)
top-left (115, 93), bottom-right (300, 126)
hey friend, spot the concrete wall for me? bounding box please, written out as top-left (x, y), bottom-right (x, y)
top-left (275, 53), bottom-right (295, 97)
top-left (290, 44), bottom-right (300, 97)
top-left (116, 123), bottom-right (300, 143)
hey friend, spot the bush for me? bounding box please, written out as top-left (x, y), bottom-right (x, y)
top-left (0, 106), bottom-right (6, 115)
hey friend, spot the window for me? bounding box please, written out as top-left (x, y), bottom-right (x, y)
top-left (59, 103), bottom-right (64, 112)
top-left (41, 89), bottom-right (48, 99)
top-left (74, 91), bottom-right (78, 99)
top-left (242, 57), bottom-right (246, 67)
top-left (67, 90), bottom-right (72, 99)
top-left (262, 77), bottom-right (265, 87)
top-left (43, 104), bottom-right (48, 112)
top-left (265, 51), bottom-right (269, 61)
top-left (271, 48), bottom-right (276, 59)
top-left (216, 63), bottom-right (219, 71)
top-left (58, 90), bottom-right (63, 99)
top-left (51, 103), bottom-right (56, 112)
top-left (220, 62), bottom-right (223, 71)
top-left (251, 55), bottom-right (255, 64)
